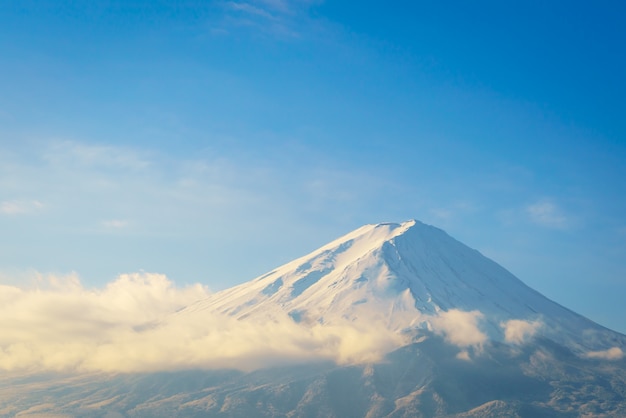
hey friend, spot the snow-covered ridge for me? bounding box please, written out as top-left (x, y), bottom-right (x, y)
top-left (2, 220), bottom-right (622, 375)
top-left (180, 220), bottom-right (625, 355)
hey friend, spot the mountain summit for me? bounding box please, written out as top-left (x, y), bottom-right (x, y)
top-left (3, 220), bottom-right (625, 417)
top-left (181, 220), bottom-right (622, 355)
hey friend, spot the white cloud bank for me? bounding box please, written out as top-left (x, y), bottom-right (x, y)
top-left (0, 273), bottom-right (208, 372)
top-left (0, 273), bottom-right (407, 373)
top-left (0, 272), bottom-right (558, 373)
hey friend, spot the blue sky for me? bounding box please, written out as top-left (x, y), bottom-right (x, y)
top-left (1, 1), bottom-right (625, 333)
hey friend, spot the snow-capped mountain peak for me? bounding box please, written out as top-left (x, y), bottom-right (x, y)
top-left (6, 221), bottom-right (625, 417)
top-left (180, 220), bottom-right (624, 353)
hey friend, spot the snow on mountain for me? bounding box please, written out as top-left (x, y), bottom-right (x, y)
top-left (3, 219), bottom-right (618, 374)
top-left (179, 220), bottom-right (625, 356)
top-left (3, 220), bottom-right (626, 417)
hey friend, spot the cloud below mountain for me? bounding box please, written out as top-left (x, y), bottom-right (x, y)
top-left (430, 309), bottom-right (487, 348)
top-left (0, 272), bottom-right (409, 373)
top-left (585, 347), bottom-right (624, 361)
top-left (501, 319), bottom-right (542, 344)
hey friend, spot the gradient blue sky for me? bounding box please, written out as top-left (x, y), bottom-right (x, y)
top-left (1, 1), bottom-right (625, 333)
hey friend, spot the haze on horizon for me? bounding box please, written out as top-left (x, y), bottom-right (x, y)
top-left (1, 0), bottom-right (625, 344)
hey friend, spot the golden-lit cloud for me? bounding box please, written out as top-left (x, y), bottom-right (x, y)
top-left (501, 319), bottom-right (542, 344)
top-left (0, 271), bottom-right (565, 373)
top-left (0, 272), bottom-right (407, 373)
top-left (0, 272), bottom-right (208, 372)
top-left (429, 309), bottom-right (487, 348)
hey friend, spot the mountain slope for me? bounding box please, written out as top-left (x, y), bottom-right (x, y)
top-left (2, 335), bottom-right (625, 417)
top-left (2, 219), bottom-right (625, 418)
top-left (180, 220), bottom-right (624, 354)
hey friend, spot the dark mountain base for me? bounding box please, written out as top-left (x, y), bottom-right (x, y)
top-left (2, 336), bottom-right (624, 418)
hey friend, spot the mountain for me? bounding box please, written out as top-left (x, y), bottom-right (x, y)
top-left (180, 220), bottom-right (622, 354)
top-left (1, 220), bottom-right (625, 417)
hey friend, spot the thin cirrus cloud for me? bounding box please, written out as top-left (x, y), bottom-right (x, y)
top-left (1, 140), bottom-right (248, 223)
top-left (101, 219), bottom-right (129, 229)
top-left (0, 200), bottom-right (43, 215)
top-left (42, 140), bottom-right (152, 171)
top-left (225, 0), bottom-right (312, 18)
top-left (219, 0), bottom-right (321, 38)
top-left (585, 347), bottom-right (624, 361)
top-left (226, 1), bottom-right (276, 19)
top-left (0, 139), bottom-right (402, 238)
top-left (526, 199), bottom-right (570, 229)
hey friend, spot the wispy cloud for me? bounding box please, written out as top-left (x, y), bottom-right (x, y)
top-left (0, 199), bottom-right (43, 215)
top-left (226, 0), bottom-right (316, 18)
top-left (526, 199), bottom-right (570, 229)
top-left (217, 0), bottom-right (322, 38)
top-left (0, 138), bottom-right (420, 297)
top-left (501, 319), bottom-right (542, 344)
top-left (585, 347), bottom-right (624, 360)
top-left (226, 1), bottom-right (276, 20)
top-left (428, 201), bottom-right (478, 227)
top-left (0, 139), bottom-right (402, 244)
top-left (430, 309), bottom-right (487, 348)
top-left (43, 140), bottom-right (151, 171)
top-left (101, 219), bottom-right (129, 229)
